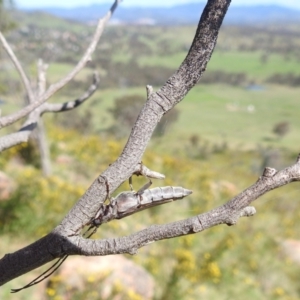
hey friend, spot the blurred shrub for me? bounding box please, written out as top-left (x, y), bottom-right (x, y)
top-left (0, 167), bottom-right (85, 236)
top-left (267, 73), bottom-right (300, 87)
top-left (0, 140), bottom-right (41, 168)
top-left (54, 108), bottom-right (94, 135)
top-left (273, 121), bottom-right (290, 139)
top-left (107, 94), bottom-right (179, 138)
top-left (201, 70), bottom-right (248, 86)
top-left (185, 134), bottom-right (228, 159)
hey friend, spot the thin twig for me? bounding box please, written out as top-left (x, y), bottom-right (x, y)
top-left (43, 71), bottom-right (100, 113)
top-left (0, 31), bottom-right (35, 103)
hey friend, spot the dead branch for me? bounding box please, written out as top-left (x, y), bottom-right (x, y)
top-left (57, 0), bottom-right (233, 237)
top-left (0, 0), bottom-right (120, 129)
top-left (37, 58), bottom-right (48, 97)
top-left (43, 71), bottom-right (100, 113)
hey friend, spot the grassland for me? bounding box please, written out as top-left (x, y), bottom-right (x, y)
top-left (79, 83), bottom-right (300, 153)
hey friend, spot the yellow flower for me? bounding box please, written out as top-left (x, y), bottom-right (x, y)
top-left (87, 275), bottom-right (96, 283)
top-left (207, 262), bottom-right (221, 278)
top-left (46, 287), bottom-right (56, 296)
top-left (274, 287), bottom-right (285, 296)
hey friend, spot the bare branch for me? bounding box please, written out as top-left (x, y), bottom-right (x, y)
top-left (0, 2), bottom-right (234, 285)
top-left (0, 123), bottom-right (37, 152)
top-left (0, 0), bottom-right (120, 129)
top-left (2, 0), bottom-right (296, 289)
top-left (0, 72), bottom-right (99, 151)
top-left (43, 71), bottom-right (100, 113)
top-left (0, 31), bottom-right (35, 103)
top-left (34, 59), bottom-right (52, 176)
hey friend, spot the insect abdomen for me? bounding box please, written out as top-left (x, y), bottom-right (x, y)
top-left (142, 186), bottom-right (192, 204)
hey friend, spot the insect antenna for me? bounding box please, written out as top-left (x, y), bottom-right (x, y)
top-left (11, 255), bottom-right (68, 293)
top-left (12, 177), bottom-right (110, 292)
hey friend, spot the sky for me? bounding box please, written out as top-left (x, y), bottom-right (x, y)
top-left (16, 0), bottom-right (300, 10)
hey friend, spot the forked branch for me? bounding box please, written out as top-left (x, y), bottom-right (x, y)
top-left (0, 0), bottom-right (121, 129)
top-left (0, 71), bottom-right (100, 152)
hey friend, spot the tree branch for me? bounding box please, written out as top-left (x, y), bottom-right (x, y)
top-left (3, 0), bottom-right (298, 292)
top-left (0, 124), bottom-right (37, 152)
top-left (0, 0), bottom-right (300, 292)
top-left (43, 71), bottom-right (100, 113)
top-left (37, 58), bottom-right (48, 98)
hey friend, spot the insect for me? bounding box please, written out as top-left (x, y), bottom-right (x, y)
top-left (89, 181), bottom-right (192, 228)
top-left (12, 178), bottom-right (192, 293)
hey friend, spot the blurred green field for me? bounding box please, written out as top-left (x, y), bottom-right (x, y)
top-left (63, 83), bottom-right (299, 154)
top-left (168, 84), bottom-right (300, 149)
top-left (139, 50), bottom-right (300, 80)
top-left (208, 51), bottom-right (300, 79)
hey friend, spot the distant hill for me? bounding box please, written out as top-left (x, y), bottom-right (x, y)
top-left (22, 3), bottom-right (300, 25)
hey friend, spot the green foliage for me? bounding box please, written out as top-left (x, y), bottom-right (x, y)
top-left (0, 0), bottom-right (16, 32)
top-left (107, 94), bottom-right (144, 138)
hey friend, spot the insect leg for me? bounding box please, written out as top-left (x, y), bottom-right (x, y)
top-left (136, 179), bottom-right (152, 196)
top-left (129, 176), bottom-right (133, 191)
